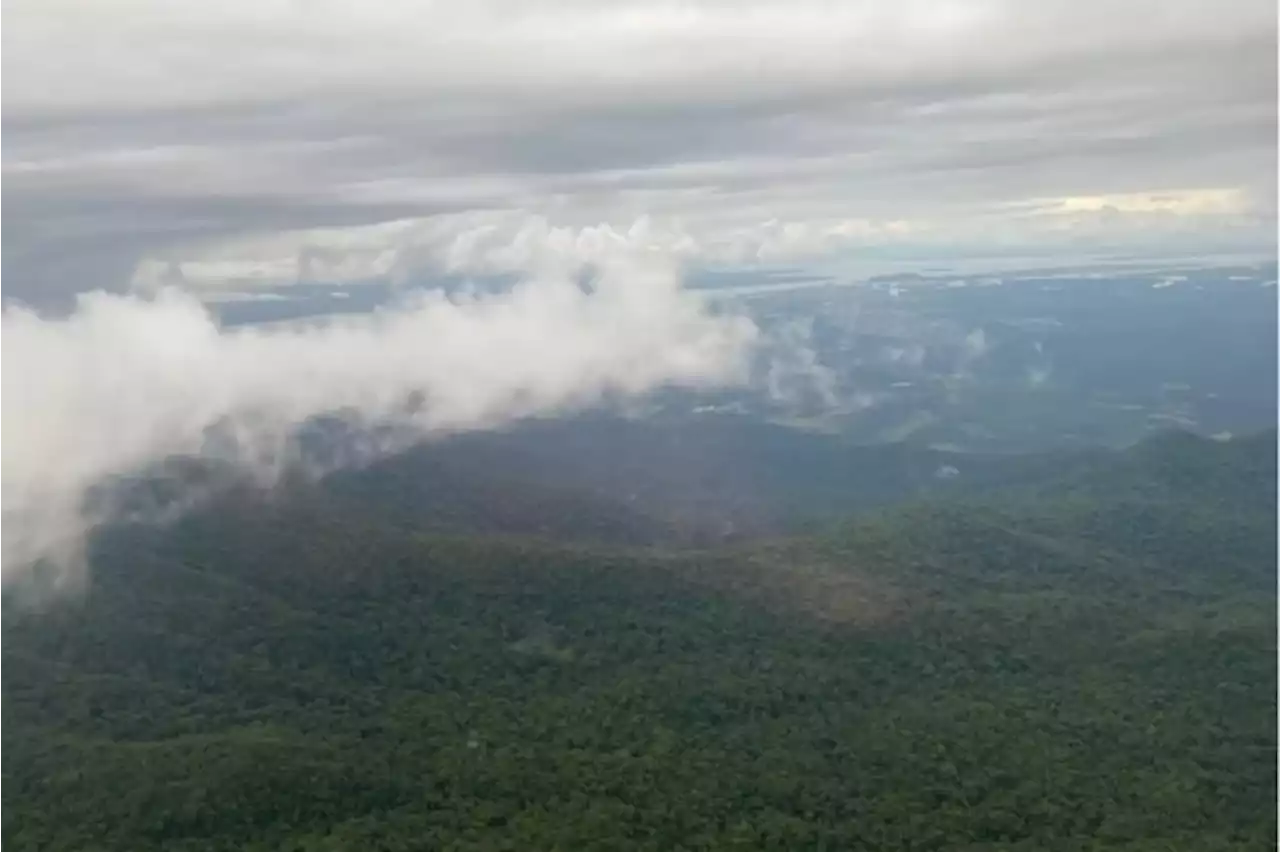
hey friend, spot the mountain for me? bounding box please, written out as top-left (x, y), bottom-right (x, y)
top-left (87, 415), bottom-right (1271, 549)
top-left (87, 413), bottom-right (1097, 550)
top-left (3, 428), bottom-right (1275, 850)
top-left (314, 414), bottom-right (1104, 543)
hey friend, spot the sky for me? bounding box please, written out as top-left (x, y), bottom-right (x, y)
top-left (1, 0), bottom-right (1277, 584)
top-left (4, 0), bottom-right (1277, 305)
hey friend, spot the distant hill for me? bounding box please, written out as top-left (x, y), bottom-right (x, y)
top-left (78, 417), bottom-right (1273, 552)
top-left (314, 414), bottom-right (1108, 543)
top-left (317, 418), bottom-right (1276, 543)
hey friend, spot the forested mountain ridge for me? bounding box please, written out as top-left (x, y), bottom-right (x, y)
top-left (83, 418), bottom-right (1274, 549)
top-left (3, 428), bottom-right (1275, 850)
top-left (320, 420), bottom-right (1277, 542)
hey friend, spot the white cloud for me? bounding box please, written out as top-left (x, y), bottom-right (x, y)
top-left (2, 254), bottom-right (757, 584)
top-left (763, 318), bottom-right (840, 412)
top-left (123, 190), bottom-right (1277, 298)
top-left (961, 328), bottom-right (989, 362)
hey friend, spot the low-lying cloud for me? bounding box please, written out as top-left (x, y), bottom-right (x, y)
top-left (2, 256), bottom-right (757, 587)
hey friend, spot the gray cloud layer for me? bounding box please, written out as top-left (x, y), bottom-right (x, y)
top-left (4, 0), bottom-right (1276, 304)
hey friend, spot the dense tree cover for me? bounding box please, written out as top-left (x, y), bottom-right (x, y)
top-left (314, 414), bottom-right (1122, 543)
top-left (3, 430), bottom-right (1275, 850)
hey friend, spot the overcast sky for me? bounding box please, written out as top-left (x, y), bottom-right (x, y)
top-left (4, 0), bottom-right (1277, 305)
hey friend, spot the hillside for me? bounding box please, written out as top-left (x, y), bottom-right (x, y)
top-left (315, 414), bottom-right (1105, 542)
top-left (91, 418), bottom-right (1267, 549)
top-left (3, 429), bottom-right (1276, 850)
top-left (84, 413), bottom-right (1101, 550)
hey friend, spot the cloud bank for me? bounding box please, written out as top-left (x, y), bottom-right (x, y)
top-left (1, 256), bottom-right (757, 585)
top-left (5, 0), bottom-right (1275, 306)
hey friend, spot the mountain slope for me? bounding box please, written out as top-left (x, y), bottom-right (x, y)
top-left (315, 414), bottom-right (1106, 542)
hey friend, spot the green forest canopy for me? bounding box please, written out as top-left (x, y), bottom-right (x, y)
top-left (3, 429), bottom-right (1276, 850)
